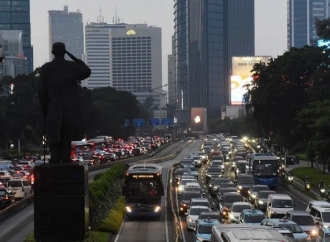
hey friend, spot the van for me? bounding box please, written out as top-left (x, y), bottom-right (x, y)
top-left (266, 194), bottom-right (294, 218)
top-left (210, 224), bottom-right (292, 242)
top-left (7, 178), bottom-right (32, 199)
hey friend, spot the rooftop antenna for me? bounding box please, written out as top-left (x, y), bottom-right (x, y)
top-left (114, 6), bottom-right (118, 23)
top-left (99, 6), bottom-right (102, 23)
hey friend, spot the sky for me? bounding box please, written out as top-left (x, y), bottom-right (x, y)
top-left (30, 0), bottom-right (287, 84)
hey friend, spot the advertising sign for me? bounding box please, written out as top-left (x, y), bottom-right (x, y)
top-left (231, 56), bottom-right (270, 105)
top-left (190, 107), bottom-right (207, 133)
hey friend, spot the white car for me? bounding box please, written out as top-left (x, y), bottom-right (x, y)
top-left (177, 179), bottom-right (197, 194)
top-left (228, 202), bottom-right (251, 223)
top-left (185, 206), bottom-right (211, 231)
top-left (7, 178), bottom-right (32, 199)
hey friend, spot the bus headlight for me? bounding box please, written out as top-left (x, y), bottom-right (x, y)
top-left (154, 206), bottom-right (161, 212)
top-left (126, 206), bottom-right (132, 213)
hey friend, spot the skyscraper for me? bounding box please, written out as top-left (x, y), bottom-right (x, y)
top-left (0, 0), bottom-right (33, 73)
top-left (174, 0), bottom-right (255, 119)
top-left (48, 5), bottom-right (84, 61)
top-left (85, 22), bottom-right (164, 108)
top-left (168, 36), bottom-right (176, 105)
top-left (288, 0), bottom-right (330, 48)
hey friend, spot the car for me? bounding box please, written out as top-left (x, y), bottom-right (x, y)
top-left (190, 198), bottom-right (212, 210)
top-left (235, 174), bottom-right (254, 196)
top-left (209, 160), bottom-right (225, 170)
top-left (174, 168), bottom-right (192, 185)
top-left (17, 160), bottom-right (35, 168)
top-left (0, 187), bottom-right (15, 209)
top-left (255, 190), bottom-right (277, 210)
top-left (306, 200), bottom-right (330, 214)
top-left (234, 160), bottom-right (249, 175)
top-left (217, 187), bottom-right (237, 198)
top-left (283, 210), bottom-right (318, 240)
top-left (197, 211), bottom-right (222, 224)
top-left (194, 217), bottom-right (221, 241)
top-left (177, 178), bottom-right (197, 195)
top-left (248, 185), bottom-right (270, 203)
top-left (6, 178), bottom-right (32, 199)
top-left (185, 205), bottom-right (212, 231)
top-left (208, 177), bottom-right (232, 197)
top-left (228, 201), bottom-right (252, 224)
top-left (239, 209), bottom-right (266, 224)
top-left (178, 190), bottom-right (204, 215)
top-left (218, 192), bottom-right (245, 219)
top-left (182, 167), bottom-right (198, 180)
top-left (205, 167), bottom-right (223, 183)
top-left (183, 182), bottom-right (202, 193)
top-left (260, 218), bottom-right (311, 242)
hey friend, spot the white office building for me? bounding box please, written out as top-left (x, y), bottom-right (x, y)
top-left (85, 23), bottom-right (164, 108)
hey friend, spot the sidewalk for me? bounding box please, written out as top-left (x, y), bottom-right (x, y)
top-left (286, 160), bottom-right (329, 174)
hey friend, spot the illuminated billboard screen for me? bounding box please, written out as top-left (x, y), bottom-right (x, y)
top-left (190, 107), bottom-right (207, 132)
top-left (231, 56), bottom-right (270, 105)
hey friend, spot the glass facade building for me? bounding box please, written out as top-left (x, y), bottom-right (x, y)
top-left (288, 0), bottom-right (330, 48)
top-left (48, 5), bottom-right (84, 61)
top-left (174, 0), bottom-right (254, 119)
top-left (0, 0), bottom-right (33, 73)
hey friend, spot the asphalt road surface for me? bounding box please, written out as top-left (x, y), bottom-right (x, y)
top-left (113, 141), bottom-right (202, 242)
top-left (173, 154), bottom-right (309, 242)
top-left (0, 141), bottom-right (186, 242)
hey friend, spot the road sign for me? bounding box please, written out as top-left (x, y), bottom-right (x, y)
top-left (148, 118), bottom-right (160, 126)
top-left (133, 118), bottom-right (145, 127)
top-left (124, 119), bottom-right (130, 127)
top-left (161, 118), bottom-right (173, 126)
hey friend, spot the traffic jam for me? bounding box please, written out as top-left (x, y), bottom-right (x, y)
top-left (0, 134), bottom-right (172, 210)
top-left (173, 134), bottom-right (324, 242)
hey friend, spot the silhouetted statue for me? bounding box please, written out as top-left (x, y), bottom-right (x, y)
top-left (37, 42), bottom-right (91, 163)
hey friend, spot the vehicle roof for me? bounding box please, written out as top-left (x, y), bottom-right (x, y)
top-left (242, 209), bottom-right (264, 215)
top-left (309, 200), bottom-right (330, 206)
top-left (311, 207), bottom-right (330, 212)
top-left (8, 178), bottom-right (28, 181)
top-left (265, 219), bottom-right (298, 225)
top-left (199, 211), bottom-right (221, 216)
top-left (235, 160), bottom-right (247, 163)
top-left (191, 198), bottom-right (209, 202)
top-left (223, 192), bottom-right (243, 196)
top-left (268, 194), bottom-right (292, 199)
top-left (190, 205), bottom-right (210, 209)
top-left (232, 201), bottom-right (250, 206)
top-left (127, 163), bottom-right (162, 173)
top-left (259, 190), bottom-right (276, 194)
top-left (212, 225), bottom-right (289, 241)
top-left (198, 218), bottom-right (221, 226)
top-left (236, 174), bottom-right (253, 178)
top-left (286, 210), bottom-right (311, 216)
top-left (181, 190), bottom-right (201, 195)
top-left (252, 185), bottom-right (270, 188)
top-left (185, 182), bottom-right (200, 186)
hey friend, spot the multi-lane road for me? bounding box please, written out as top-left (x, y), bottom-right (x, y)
top-left (0, 141), bottom-right (188, 242)
top-left (0, 140), bottom-right (312, 242)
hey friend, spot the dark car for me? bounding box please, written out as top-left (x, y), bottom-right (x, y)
top-left (248, 185), bottom-right (270, 203)
top-left (205, 167), bottom-right (224, 183)
top-left (208, 178), bottom-right (232, 197)
top-left (235, 174), bottom-right (254, 196)
top-left (0, 187), bottom-right (15, 209)
top-left (178, 190), bottom-right (204, 215)
top-left (218, 192), bottom-right (244, 218)
top-left (175, 168), bottom-right (192, 185)
top-left (234, 160), bottom-right (248, 174)
top-left (255, 190), bottom-right (277, 210)
top-left (217, 187), bottom-right (237, 198)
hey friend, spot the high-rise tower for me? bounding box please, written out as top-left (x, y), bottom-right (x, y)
top-left (0, 0), bottom-right (33, 73)
top-left (48, 5), bottom-right (84, 61)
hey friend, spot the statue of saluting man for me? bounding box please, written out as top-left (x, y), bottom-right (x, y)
top-left (37, 42), bottom-right (91, 163)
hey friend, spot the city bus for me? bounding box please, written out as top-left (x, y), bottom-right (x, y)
top-left (248, 153), bottom-right (278, 190)
top-left (122, 163), bottom-right (164, 218)
top-left (70, 141), bottom-right (92, 159)
top-left (87, 138), bottom-right (111, 151)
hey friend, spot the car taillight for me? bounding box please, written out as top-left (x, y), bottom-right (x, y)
top-left (4, 195), bottom-right (8, 200)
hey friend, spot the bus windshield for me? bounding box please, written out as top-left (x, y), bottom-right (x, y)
top-left (253, 160), bottom-right (278, 176)
top-left (126, 180), bottom-right (162, 204)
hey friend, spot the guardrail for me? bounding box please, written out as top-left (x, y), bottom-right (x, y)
top-left (0, 140), bottom-right (192, 223)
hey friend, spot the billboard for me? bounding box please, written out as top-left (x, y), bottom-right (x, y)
top-left (190, 107), bottom-right (207, 133)
top-left (231, 56), bottom-right (271, 105)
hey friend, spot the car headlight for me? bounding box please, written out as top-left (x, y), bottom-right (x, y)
top-left (178, 186), bottom-right (184, 191)
top-left (310, 229), bottom-right (318, 236)
top-left (214, 186), bottom-right (219, 190)
top-left (154, 206), bottom-right (161, 212)
top-left (209, 184), bottom-right (213, 187)
top-left (229, 213), bottom-right (235, 219)
top-left (188, 218), bottom-right (193, 223)
top-left (238, 185), bottom-right (242, 189)
top-left (258, 201), bottom-right (264, 205)
top-left (126, 206), bottom-right (132, 213)
top-left (251, 194), bottom-right (256, 198)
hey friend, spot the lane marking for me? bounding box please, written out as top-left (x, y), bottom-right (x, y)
top-left (165, 168), bottom-right (169, 242)
top-left (113, 220), bottom-right (124, 242)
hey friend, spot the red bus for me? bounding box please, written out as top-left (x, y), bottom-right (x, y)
top-left (87, 138), bottom-right (112, 151)
top-left (71, 141), bottom-right (92, 158)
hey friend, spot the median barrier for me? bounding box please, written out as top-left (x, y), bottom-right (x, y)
top-left (0, 195), bottom-right (34, 223)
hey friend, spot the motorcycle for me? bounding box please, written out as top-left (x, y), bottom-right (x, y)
top-left (320, 187), bottom-right (326, 197)
top-left (305, 181), bottom-right (311, 191)
top-left (286, 175), bottom-right (293, 183)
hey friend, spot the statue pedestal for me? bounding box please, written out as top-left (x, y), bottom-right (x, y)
top-left (34, 163), bottom-right (89, 242)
